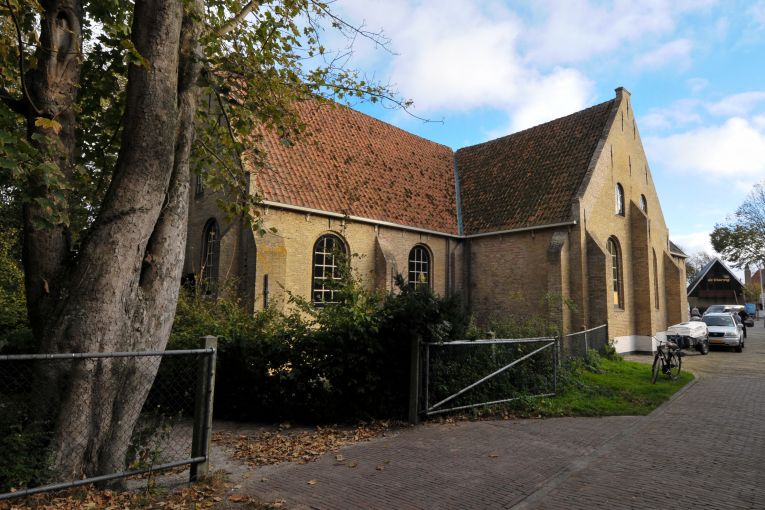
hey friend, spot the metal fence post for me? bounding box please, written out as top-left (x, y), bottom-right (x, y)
top-left (190, 336), bottom-right (218, 481)
top-left (554, 336), bottom-right (559, 394)
top-left (408, 335), bottom-right (421, 425)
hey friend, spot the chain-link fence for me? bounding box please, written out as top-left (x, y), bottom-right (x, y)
top-left (0, 340), bottom-right (216, 501)
top-left (419, 337), bottom-right (557, 417)
top-left (560, 324), bottom-right (609, 361)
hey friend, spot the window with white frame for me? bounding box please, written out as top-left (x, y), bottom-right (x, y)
top-left (615, 183), bottom-right (625, 216)
top-left (408, 245), bottom-right (431, 290)
top-left (312, 234), bottom-right (346, 304)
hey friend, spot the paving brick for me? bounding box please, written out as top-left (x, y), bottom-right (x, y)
top-left (209, 323), bottom-right (765, 509)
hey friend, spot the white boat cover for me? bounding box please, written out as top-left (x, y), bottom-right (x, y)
top-left (667, 321), bottom-right (708, 339)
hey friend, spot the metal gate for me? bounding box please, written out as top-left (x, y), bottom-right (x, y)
top-left (420, 336), bottom-right (558, 417)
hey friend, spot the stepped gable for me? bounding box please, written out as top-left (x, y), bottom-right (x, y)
top-left (455, 99), bottom-right (616, 235)
top-left (253, 100), bottom-right (459, 235)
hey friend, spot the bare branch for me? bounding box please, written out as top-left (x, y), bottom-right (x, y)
top-left (308, 0), bottom-right (394, 54)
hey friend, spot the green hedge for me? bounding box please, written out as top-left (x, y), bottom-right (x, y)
top-left (169, 274), bottom-right (473, 422)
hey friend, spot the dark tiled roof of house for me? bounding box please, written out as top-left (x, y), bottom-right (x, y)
top-left (669, 241), bottom-right (688, 258)
top-left (687, 257), bottom-right (744, 294)
top-left (455, 99), bottom-right (615, 235)
top-left (252, 101), bottom-right (459, 235)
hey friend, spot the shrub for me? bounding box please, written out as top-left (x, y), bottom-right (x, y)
top-left (168, 270), bottom-right (474, 423)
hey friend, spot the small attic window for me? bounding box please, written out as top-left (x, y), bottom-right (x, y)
top-left (615, 183), bottom-right (625, 216)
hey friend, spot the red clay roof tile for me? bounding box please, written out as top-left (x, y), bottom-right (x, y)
top-left (253, 101), bottom-right (459, 234)
top-left (456, 99), bottom-right (615, 235)
top-left (251, 97), bottom-right (616, 237)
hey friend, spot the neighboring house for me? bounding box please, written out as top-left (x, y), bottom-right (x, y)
top-left (687, 257), bottom-right (744, 311)
top-left (184, 87), bottom-right (688, 353)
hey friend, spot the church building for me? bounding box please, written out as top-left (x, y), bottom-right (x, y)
top-left (184, 87), bottom-right (688, 353)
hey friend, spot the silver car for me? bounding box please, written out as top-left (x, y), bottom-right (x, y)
top-left (702, 313), bottom-right (744, 352)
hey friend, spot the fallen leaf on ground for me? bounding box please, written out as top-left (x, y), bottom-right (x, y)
top-left (0, 472), bottom-right (282, 510)
top-left (213, 422), bottom-right (394, 468)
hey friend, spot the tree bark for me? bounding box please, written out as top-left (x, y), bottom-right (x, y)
top-left (23, 0), bottom-right (82, 342)
top-left (22, 0), bottom-right (205, 483)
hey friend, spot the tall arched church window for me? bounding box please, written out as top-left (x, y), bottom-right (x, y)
top-left (607, 237), bottom-right (623, 309)
top-left (640, 194), bottom-right (647, 213)
top-left (312, 234), bottom-right (346, 304)
top-left (615, 183), bottom-right (625, 216)
top-left (653, 250), bottom-right (660, 309)
top-left (201, 219), bottom-right (220, 294)
top-left (195, 174), bottom-right (204, 195)
top-left (408, 245), bottom-right (431, 290)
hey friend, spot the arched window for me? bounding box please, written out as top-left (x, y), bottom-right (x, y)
top-left (408, 245), bottom-right (431, 290)
top-left (653, 250), bottom-right (659, 309)
top-left (615, 183), bottom-right (625, 216)
top-left (312, 234), bottom-right (346, 304)
top-left (607, 237), bottom-right (623, 309)
top-left (640, 194), bottom-right (647, 213)
top-left (201, 219), bottom-right (220, 293)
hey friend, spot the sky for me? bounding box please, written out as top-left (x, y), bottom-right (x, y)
top-left (323, 0), bottom-right (765, 265)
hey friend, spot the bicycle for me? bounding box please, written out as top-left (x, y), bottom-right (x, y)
top-left (651, 338), bottom-right (683, 383)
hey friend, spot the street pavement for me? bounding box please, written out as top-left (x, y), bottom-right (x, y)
top-left (217, 320), bottom-right (765, 509)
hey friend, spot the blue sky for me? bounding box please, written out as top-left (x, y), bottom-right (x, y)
top-left (326, 0), bottom-right (765, 262)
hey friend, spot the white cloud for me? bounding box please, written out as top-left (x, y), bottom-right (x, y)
top-left (646, 117), bottom-right (765, 179)
top-left (634, 39), bottom-right (693, 70)
top-left (336, 0), bottom-right (596, 133)
top-left (707, 91), bottom-right (765, 116)
top-left (671, 231), bottom-right (716, 257)
top-left (748, 1), bottom-right (765, 29)
top-left (687, 77), bottom-right (709, 93)
top-left (506, 69), bottom-right (593, 132)
top-left (639, 99), bottom-right (703, 130)
top-left (520, 0), bottom-right (713, 66)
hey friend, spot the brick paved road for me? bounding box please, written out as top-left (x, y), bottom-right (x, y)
top-left (219, 321), bottom-right (765, 509)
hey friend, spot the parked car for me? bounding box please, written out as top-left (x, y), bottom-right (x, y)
top-left (702, 304), bottom-right (740, 316)
top-left (702, 313), bottom-right (744, 352)
top-left (702, 304), bottom-right (754, 325)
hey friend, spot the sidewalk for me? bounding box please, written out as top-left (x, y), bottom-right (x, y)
top-left (214, 323), bottom-right (765, 509)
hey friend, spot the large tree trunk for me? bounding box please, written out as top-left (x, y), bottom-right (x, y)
top-left (22, 0), bottom-right (205, 483)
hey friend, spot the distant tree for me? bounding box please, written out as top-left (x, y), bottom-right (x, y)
top-left (684, 250), bottom-right (714, 284)
top-left (711, 181), bottom-right (765, 270)
top-left (743, 282), bottom-right (762, 303)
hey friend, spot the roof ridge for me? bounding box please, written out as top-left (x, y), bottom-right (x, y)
top-left (298, 99), bottom-right (455, 152)
top-left (455, 98), bottom-right (616, 153)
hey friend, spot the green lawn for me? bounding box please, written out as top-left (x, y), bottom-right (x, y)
top-left (510, 356), bottom-right (694, 417)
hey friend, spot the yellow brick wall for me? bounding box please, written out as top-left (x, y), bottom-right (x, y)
top-left (185, 188), bottom-right (240, 283)
top-left (577, 89), bottom-right (686, 339)
top-left (249, 206), bottom-right (464, 311)
top-left (184, 90), bottom-right (687, 344)
top-left (468, 229), bottom-right (571, 324)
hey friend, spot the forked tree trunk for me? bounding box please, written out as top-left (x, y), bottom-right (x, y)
top-left (22, 0), bottom-right (204, 484)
